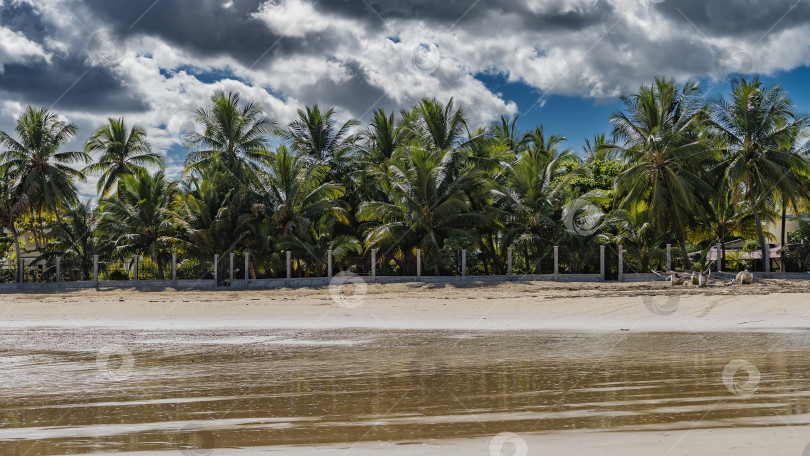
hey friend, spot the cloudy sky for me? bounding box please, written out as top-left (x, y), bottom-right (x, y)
top-left (1, 0), bottom-right (810, 196)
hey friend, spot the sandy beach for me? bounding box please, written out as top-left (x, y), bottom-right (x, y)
top-left (4, 280), bottom-right (810, 456)
top-left (1, 279), bottom-right (810, 332)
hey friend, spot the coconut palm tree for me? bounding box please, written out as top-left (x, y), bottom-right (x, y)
top-left (0, 166), bottom-right (29, 276)
top-left (0, 107), bottom-right (89, 249)
top-left (401, 97), bottom-right (467, 152)
top-left (84, 118), bottom-right (163, 198)
top-left (251, 145), bottom-right (348, 276)
top-left (38, 200), bottom-right (105, 280)
top-left (184, 91), bottom-right (275, 181)
top-left (282, 104), bottom-right (358, 182)
top-left (495, 140), bottom-right (582, 273)
top-left (97, 171), bottom-right (178, 279)
top-left (610, 76), bottom-right (715, 268)
top-left (358, 146), bottom-right (484, 275)
top-left (710, 76), bottom-right (810, 273)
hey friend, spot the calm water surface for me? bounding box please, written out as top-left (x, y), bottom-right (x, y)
top-left (1, 329), bottom-right (810, 454)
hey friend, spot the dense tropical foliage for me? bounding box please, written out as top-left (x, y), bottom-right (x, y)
top-left (2, 76), bottom-right (810, 282)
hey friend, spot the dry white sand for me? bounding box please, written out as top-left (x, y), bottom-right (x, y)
top-left (1, 280), bottom-right (809, 332)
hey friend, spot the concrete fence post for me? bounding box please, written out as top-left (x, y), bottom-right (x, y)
top-left (416, 249), bottom-right (422, 278)
top-left (171, 252), bottom-right (177, 281)
top-left (666, 244), bottom-right (672, 272)
top-left (244, 251), bottom-right (250, 280)
top-left (286, 251), bottom-right (291, 279)
top-left (618, 245), bottom-right (624, 282)
top-left (327, 249), bottom-right (333, 278)
top-left (229, 252), bottom-right (235, 284)
top-left (716, 242), bottom-right (722, 273)
top-left (553, 246), bottom-right (559, 281)
top-left (213, 254), bottom-right (219, 287)
top-left (93, 255), bottom-right (99, 283)
top-left (461, 249), bottom-right (467, 279)
top-left (600, 245), bottom-right (605, 282)
top-left (55, 257), bottom-right (61, 283)
top-left (133, 256), bottom-right (139, 281)
top-left (371, 249), bottom-right (377, 279)
top-left (507, 247), bottom-right (513, 276)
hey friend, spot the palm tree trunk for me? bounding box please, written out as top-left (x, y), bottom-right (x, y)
top-left (157, 257), bottom-right (165, 280)
top-left (13, 230), bottom-right (21, 282)
top-left (781, 196), bottom-right (787, 273)
top-left (749, 188), bottom-right (770, 273)
top-left (679, 240), bottom-right (692, 270)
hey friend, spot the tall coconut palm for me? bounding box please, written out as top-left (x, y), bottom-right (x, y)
top-left (0, 107), bottom-right (89, 249)
top-left (401, 97), bottom-right (467, 152)
top-left (259, 145), bottom-right (348, 239)
top-left (495, 141), bottom-right (582, 272)
top-left (184, 91), bottom-right (275, 181)
top-left (610, 76), bottom-right (715, 268)
top-left (0, 166), bottom-right (28, 275)
top-left (97, 171), bottom-right (178, 279)
top-left (84, 118), bottom-right (163, 198)
top-left (358, 146), bottom-right (484, 275)
top-left (282, 105), bottom-right (358, 182)
top-left (710, 76), bottom-right (810, 273)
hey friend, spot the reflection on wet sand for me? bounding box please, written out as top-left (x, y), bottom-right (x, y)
top-left (1, 329), bottom-right (809, 455)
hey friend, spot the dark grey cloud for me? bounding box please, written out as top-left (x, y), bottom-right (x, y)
top-left (654, 0), bottom-right (810, 38)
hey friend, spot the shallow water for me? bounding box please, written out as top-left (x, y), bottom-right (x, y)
top-left (2, 329), bottom-right (810, 454)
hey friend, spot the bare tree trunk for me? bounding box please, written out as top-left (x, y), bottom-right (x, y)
top-left (750, 187), bottom-right (771, 273)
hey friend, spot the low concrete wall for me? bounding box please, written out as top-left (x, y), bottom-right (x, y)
top-left (0, 279), bottom-right (214, 292)
top-left (622, 273), bottom-right (659, 282)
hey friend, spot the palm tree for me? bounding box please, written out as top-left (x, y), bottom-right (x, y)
top-left (610, 76), bottom-right (715, 268)
top-left (84, 118), bottom-right (163, 197)
top-left (495, 139), bottom-right (582, 273)
top-left (710, 76), bottom-right (810, 273)
top-left (282, 105), bottom-right (358, 182)
top-left (174, 167), bottom-right (253, 264)
top-left (0, 166), bottom-right (29, 276)
top-left (252, 145), bottom-right (348, 274)
top-left (401, 97), bottom-right (467, 152)
top-left (184, 91), bottom-right (275, 181)
top-left (0, 107), bottom-right (89, 249)
top-left (39, 200), bottom-right (105, 280)
top-left (97, 171), bottom-right (178, 279)
top-left (358, 146), bottom-right (483, 275)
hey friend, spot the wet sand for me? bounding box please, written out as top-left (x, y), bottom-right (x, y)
top-left (82, 427), bottom-right (810, 456)
top-left (3, 281), bottom-right (810, 455)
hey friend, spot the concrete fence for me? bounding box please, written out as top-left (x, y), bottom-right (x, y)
top-left (4, 247), bottom-right (810, 292)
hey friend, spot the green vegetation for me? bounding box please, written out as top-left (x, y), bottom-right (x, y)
top-left (2, 76), bottom-right (809, 280)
